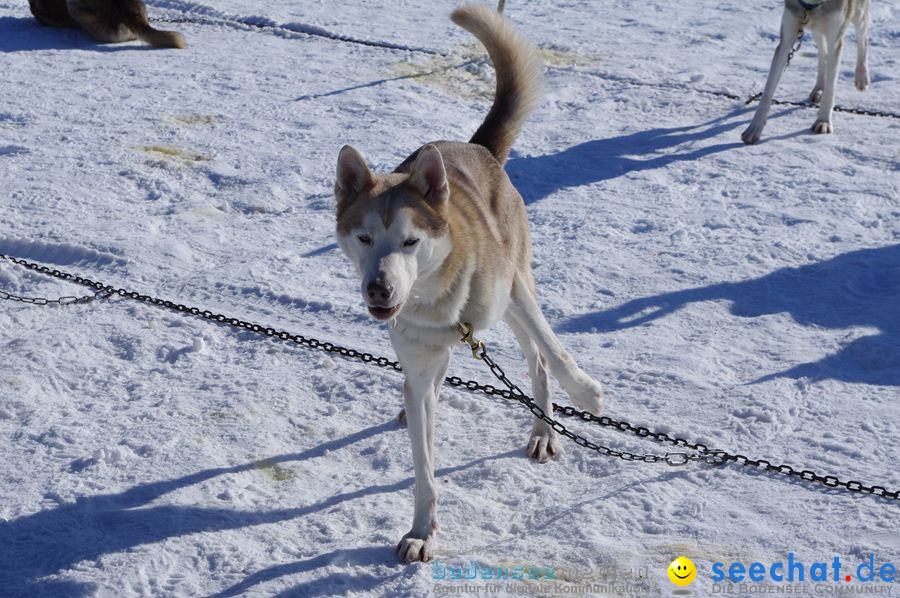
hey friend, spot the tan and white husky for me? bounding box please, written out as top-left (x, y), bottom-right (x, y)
top-left (334, 5), bottom-right (604, 562)
top-left (29, 0), bottom-right (186, 49)
top-left (742, 0), bottom-right (869, 144)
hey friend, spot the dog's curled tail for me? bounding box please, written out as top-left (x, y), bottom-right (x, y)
top-left (125, 12), bottom-right (186, 49)
top-left (452, 4), bottom-right (542, 165)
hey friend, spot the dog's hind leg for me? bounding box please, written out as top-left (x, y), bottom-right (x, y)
top-left (392, 337), bottom-right (450, 562)
top-left (506, 313), bottom-right (560, 462)
top-left (812, 11), bottom-right (849, 134)
top-left (506, 278), bottom-right (603, 417)
top-left (65, 0), bottom-right (136, 43)
top-left (853, 1), bottom-right (869, 91)
top-left (741, 8), bottom-right (804, 144)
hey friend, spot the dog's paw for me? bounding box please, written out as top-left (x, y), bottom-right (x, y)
top-left (811, 119), bottom-right (833, 134)
top-left (527, 427), bottom-right (561, 463)
top-left (398, 408), bottom-right (407, 426)
top-left (741, 125), bottom-right (763, 145)
top-left (808, 87), bottom-right (822, 103)
top-left (855, 66), bottom-right (869, 91)
top-left (566, 373), bottom-right (604, 416)
top-left (397, 530), bottom-right (437, 563)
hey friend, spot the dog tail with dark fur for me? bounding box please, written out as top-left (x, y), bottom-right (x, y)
top-left (451, 4), bottom-right (542, 165)
top-left (124, 10), bottom-right (186, 49)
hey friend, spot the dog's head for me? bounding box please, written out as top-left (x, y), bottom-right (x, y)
top-left (334, 144), bottom-right (451, 322)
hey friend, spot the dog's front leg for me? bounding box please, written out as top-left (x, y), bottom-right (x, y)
top-left (393, 339), bottom-right (449, 563)
top-left (813, 13), bottom-right (848, 134)
top-left (853, 4), bottom-right (870, 91)
top-left (809, 30), bottom-right (827, 103)
top-left (741, 8), bottom-right (804, 144)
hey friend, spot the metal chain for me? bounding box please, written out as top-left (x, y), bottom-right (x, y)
top-left (0, 288), bottom-right (106, 306)
top-left (745, 30), bottom-right (804, 106)
top-left (455, 324), bottom-right (694, 464)
top-left (785, 29), bottom-right (804, 69)
top-left (0, 256), bottom-right (113, 305)
top-left (1, 254), bottom-right (897, 501)
top-left (456, 323), bottom-right (899, 500)
top-left (739, 30), bottom-right (899, 120)
top-left (149, 13), bottom-right (444, 55)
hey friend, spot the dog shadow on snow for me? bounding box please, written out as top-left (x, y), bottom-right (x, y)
top-left (560, 244), bottom-right (900, 386)
top-left (0, 419), bottom-right (517, 597)
top-left (505, 106), bottom-right (803, 204)
top-left (0, 17), bottom-right (152, 52)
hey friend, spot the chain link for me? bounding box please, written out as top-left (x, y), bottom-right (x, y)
top-left (0, 255), bottom-right (113, 306)
top-left (785, 29), bottom-right (804, 70)
top-left (0, 288), bottom-right (103, 306)
top-left (1, 254), bottom-right (897, 501)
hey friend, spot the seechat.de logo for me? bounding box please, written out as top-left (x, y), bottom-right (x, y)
top-left (711, 553), bottom-right (896, 583)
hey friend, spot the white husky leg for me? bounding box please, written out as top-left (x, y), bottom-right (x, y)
top-left (741, 8), bottom-right (804, 144)
top-left (398, 355), bottom-right (448, 429)
top-left (428, 356), bottom-right (450, 462)
top-left (813, 12), bottom-right (848, 134)
top-left (391, 336), bottom-right (449, 563)
top-left (506, 280), bottom-right (603, 416)
top-left (809, 30), bottom-right (828, 103)
top-left (505, 313), bottom-right (560, 462)
top-left (853, 2), bottom-right (869, 91)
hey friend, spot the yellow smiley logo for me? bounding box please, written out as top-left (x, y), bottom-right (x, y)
top-left (668, 556), bottom-right (696, 586)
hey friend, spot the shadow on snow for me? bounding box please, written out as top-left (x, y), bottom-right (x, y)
top-left (0, 17), bottom-right (153, 53)
top-left (0, 419), bottom-right (517, 597)
top-left (560, 245), bottom-right (900, 386)
top-left (505, 107), bottom-right (805, 204)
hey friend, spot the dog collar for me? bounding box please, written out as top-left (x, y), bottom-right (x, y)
top-left (797, 0), bottom-right (824, 10)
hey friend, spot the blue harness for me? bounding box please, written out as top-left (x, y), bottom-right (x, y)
top-left (797, 0), bottom-right (824, 10)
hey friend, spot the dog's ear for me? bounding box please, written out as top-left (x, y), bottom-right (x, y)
top-left (408, 144), bottom-right (449, 206)
top-left (335, 145), bottom-right (374, 200)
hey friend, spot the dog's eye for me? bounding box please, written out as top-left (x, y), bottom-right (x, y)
top-left (358, 235), bottom-right (372, 245)
top-left (403, 238), bottom-right (420, 247)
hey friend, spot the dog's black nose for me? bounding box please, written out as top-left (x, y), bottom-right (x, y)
top-left (367, 282), bottom-right (394, 305)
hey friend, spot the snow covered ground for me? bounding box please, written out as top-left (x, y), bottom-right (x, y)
top-left (0, 0), bottom-right (898, 596)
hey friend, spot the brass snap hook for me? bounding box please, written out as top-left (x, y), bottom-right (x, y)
top-left (457, 322), bottom-right (486, 359)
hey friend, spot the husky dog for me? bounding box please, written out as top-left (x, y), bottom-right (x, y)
top-left (741, 0), bottom-right (869, 144)
top-left (334, 5), bottom-right (604, 562)
top-left (28, 0), bottom-right (186, 48)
